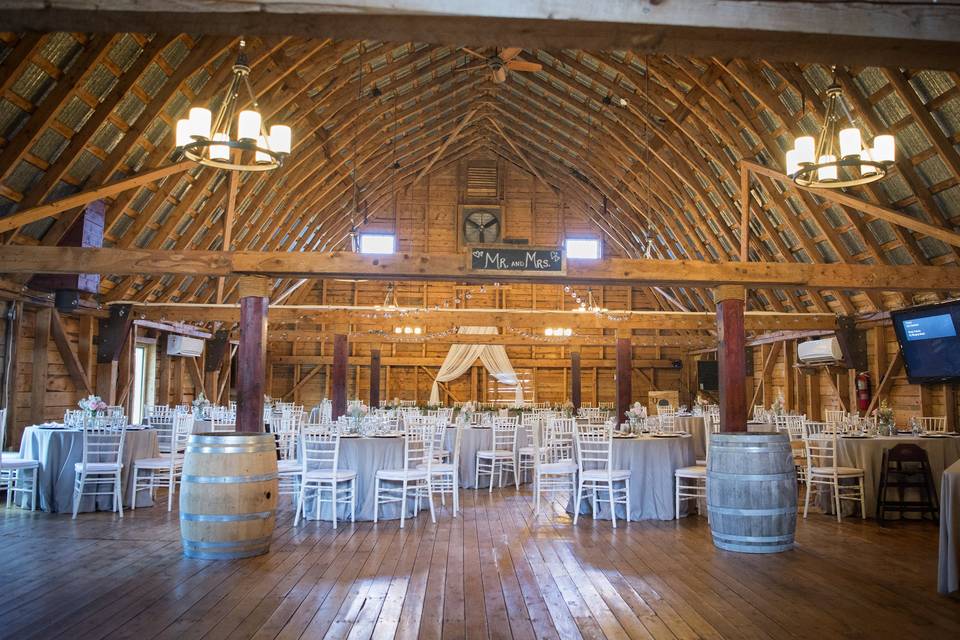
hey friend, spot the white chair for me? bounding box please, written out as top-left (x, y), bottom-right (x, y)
top-left (294, 427), bottom-right (357, 528)
top-left (475, 417), bottom-right (519, 493)
top-left (131, 412), bottom-right (192, 511)
top-left (752, 404), bottom-right (765, 420)
top-left (425, 422), bottom-right (463, 517)
top-left (374, 423), bottom-right (435, 528)
top-left (675, 415), bottom-right (716, 519)
top-left (210, 407), bottom-right (236, 432)
top-left (72, 422), bottom-right (126, 518)
top-left (573, 423), bottom-right (631, 527)
top-left (1, 408), bottom-right (39, 510)
top-left (776, 414), bottom-right (807, 484)
top-left (532, 416), bottom-right (578, 517)
top-left (824, 409), bottom-right (847, 426)
top-left (917, 416), bottom-right (947, 433)
top-left (517, 414), bottom-right (542, 484)
top-left (803, 420), bottom-right (865, 522)
top-left (149, 409), bottom-right (178, 454)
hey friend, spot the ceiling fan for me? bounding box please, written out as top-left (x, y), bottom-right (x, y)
top-left (456, 47), bottom-right (542, 84)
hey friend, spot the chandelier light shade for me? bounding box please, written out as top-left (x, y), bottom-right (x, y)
top-left (785, 77), bottom-right (894, 189)
top-left (174, 40), bottom-right (291, 172)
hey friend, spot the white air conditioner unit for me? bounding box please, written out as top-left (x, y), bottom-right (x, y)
top-left (167, 335), bottom-right (204, 357)
top-left (797, 337), bottom-right (844, 365)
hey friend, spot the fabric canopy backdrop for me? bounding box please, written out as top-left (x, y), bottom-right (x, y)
top-left (429, 327), bottom-right (524, 406)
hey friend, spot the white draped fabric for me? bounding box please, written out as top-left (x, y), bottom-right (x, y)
top-left (429, 327), bottom-right (523, 406)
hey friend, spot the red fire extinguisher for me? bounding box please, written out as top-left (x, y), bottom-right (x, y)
top-left (856, 372), bottom-right (871, 413)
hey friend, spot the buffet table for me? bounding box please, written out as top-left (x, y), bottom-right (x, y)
top-left (16, 425), bottom-right (159, 512)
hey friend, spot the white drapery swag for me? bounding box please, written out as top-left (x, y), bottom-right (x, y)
top-left (429, 326), bottom-right (523, 406)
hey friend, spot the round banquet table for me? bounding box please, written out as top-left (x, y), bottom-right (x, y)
top-left (16, 425), bottom-right (160, 513)
top-left (814, 434), bottom-right (960, 519)
top-left (674, 415), bottom-right (706, 460)
top-left (444, 424), bottom-right (533, 489)
top-left (300, 435), bottom-right (427, 522)
top-left (567, 434), bottom-right (696, 521)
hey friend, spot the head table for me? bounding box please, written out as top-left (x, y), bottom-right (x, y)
top-left (16, 424), bottom-right (159, 512)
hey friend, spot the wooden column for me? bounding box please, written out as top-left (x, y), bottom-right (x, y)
top-left (946, 382), bottom-right (958, 433)
top-left (570, 350), bottom-right (582, 410)
top-left (716, 285), bottom-right (747, 432)
top-left (203, 329), bottom-right (229, 400)
top-left (369, 348), bottom-right (381, 408)
top-left (615, 337), bottom-right (631, 424)
top-left (30, 307), bottom-right (52, 426)
top-left (236, 277), bottom-right (269, 433)
top-left (157, 334), bottom-right (170, 405)
top-left (332, 334), bottom-right (348, 419)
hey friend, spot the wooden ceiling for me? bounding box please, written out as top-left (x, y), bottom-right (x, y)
top-left (0, 30), bottom-right (959, 318)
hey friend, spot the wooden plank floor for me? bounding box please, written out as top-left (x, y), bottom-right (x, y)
top-left (1, 488), bottom-right (958, 639)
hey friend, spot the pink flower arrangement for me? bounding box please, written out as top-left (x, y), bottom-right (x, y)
top-left (78, 395), bottom-right (107, 412)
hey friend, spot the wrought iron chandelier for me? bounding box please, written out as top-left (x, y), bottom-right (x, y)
top-left (785, 74), bottom-right (894, 189)
top-left (174, 40), bottom-right (291, 172)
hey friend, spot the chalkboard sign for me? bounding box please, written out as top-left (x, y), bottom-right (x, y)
top-left (469, 247), bottom-right (565, 275)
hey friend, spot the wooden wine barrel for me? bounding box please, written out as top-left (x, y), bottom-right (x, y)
top-left (180, 432), bottom-right (278, 560)
top-left (707, 432), bottom-right (797, 554)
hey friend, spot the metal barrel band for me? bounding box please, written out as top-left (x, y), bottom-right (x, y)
top-left (185, 445), bottom-right (276, 454)
top-left (189, 433), bottom-right (273, 443)
top-left (181, 535), bottom-right (272, 549)
top-left (708, 505), bottom-right (796, 516)
top-left (712, 540), bottom-right (794, 554)
top-left (710, 532), bottom-right (795, 543)
top-left (180, 510), bottom-right (275, 522)
top-left (182, 472), bottom-right (278, 484)
top-left (708, 471), bottom-right (796, 481)
top-left (710, 445), bottom-right (791, 453)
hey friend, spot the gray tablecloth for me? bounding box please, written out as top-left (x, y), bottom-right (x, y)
top-left (301, 436), bottom-right (425, 522)
top-left (815, 435), bottom-right (960, 519)
top-left (675, 416), bottom-right (706, 460)
top-left (567, 434), bottom-right (696, 521)
top-left (444, 425), bottom-right (534, 489)
top-left (940, 459), bottom-right (960, 595)
top-left (17, 425), bottom-right (159, 512)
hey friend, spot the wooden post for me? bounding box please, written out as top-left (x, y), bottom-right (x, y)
top-left (157, 333), bottom-right (170, 405)
top-left (203, 329), bottom-right (229, 400)
top-left (716, 285), bottom-right (747, 432)
top-left (30, 307), bottom-right (52, 426)
top-left (369, 348), bottom-right (381, 408)
top-left (571, 350), bottom-right (582, 410)
top-left (3, 301), bottom-right (23, 447)
top-left (946, 382), bottom-right (958, 433)
top-left (236, 277), bottom-right (269, 433)
top-left (615, 337), bottom-right (631, 424)
top-left (332, 334), bottom-right (348, 419)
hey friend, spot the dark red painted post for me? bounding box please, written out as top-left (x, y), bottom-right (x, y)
top-left (570, 350), bottom-right (582, 411)
top-left (332, 334), bottom-right (348, 419)
top-left (237, 277), bottom-right (269, 433)
top-left (716, 285), bottom-right (747, 432)
top-left (369, 348), bottom-right (381, 408)
top-left (615, 336), bottom-right (632, 424)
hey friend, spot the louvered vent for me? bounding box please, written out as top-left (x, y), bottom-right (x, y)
top-left (465, 163), bottom-right (499, 200)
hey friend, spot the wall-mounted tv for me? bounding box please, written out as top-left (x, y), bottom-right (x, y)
top-left (890, 300), bottom-right (960, 384)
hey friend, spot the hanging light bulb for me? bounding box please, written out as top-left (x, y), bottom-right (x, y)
top-left (413, 327), bottom-right (422, 335)
top-left (237, 109), bottom-right (261, 141)
top-left (544, 328), bottom-right (554, 337)
top-left (838, 128), bottom-right (861, 158)
top-left (209, 133), bottom-right (230, 161)
top-left (817, 155), bottom-right (837, 181)
top-left (394, 327), bottom-right (402, 334)
top-left (255, 136), bottom-right (271, 164)
top-left (873, 135), bottom-right (895, 163)
top-left (269, 125), bottom-right (292, 155)
top-left (188, 107), bottom-right (212, 140)
top-left (175, 119), bottom-right (193, 148)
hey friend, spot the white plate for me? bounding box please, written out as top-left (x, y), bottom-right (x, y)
top-left (653, 433), bottom-right (682, 438)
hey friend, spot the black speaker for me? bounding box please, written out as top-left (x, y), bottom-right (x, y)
top-left (698, 360), bottom-right (719, 392)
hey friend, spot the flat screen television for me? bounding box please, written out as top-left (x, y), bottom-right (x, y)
top-left (890, 300), bottom-right (960, 384)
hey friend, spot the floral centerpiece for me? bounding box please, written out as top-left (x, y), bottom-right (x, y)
top-left (78, 395), bottom-right (107, 414)
top-left (192, 392), bottom-right (210, 417)
top-left (873, 400), bottom-right (896, 435)
top-left (460, 400), bottom-right (476, 424)
top-left (626, 402), bottom-right (646, 426)
top-left (562, 400), bottom-right (575, 418)
top-left (771, 393), bottom-right (785, 416)
top-left (348, 400), bottom-right (369, 421)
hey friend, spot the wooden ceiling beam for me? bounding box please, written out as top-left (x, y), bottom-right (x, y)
top-left (4, 247), bottom-right (958, 292)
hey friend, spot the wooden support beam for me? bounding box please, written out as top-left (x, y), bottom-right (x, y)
top-left (157, 334), bottom-right (171, 406)
top-left (716, 285), bottom-right (747, 432)
top-left (133, 319), bottom-right (212, 339)
top-left (95, 304), bottom-right (133, 404)
top-left (0, 162), bottom-right (191, 234)
top-left (866, 352), bottom-right (904, 415)
top-left (331, 334), bottom-right (348, 419)
top-left (409, 107), bottom-right (478, 190)
top-left (237, 277), bottom-right (269, 432)
top-left (29, 307), bottom-right (51, 426)
top-left (749, 340), bottom-right (782, 410)
top-left (369, 348), bottom-right (381, 408)
top-left (3, 301), bottom-right (23, 446)
top-left (5, 1), bottom-right (959, 70)
top-left (743, 160), bottom-right (960, 250)
top-left (268, 332), bottom-right (714, 348)
top-left (3, 247), bottom-right (958, 291)
top-left (282, 366), bottom-right (322, 401)
top-left (615, 337), bottom-right (631, 424)
top-left (946, 382), bottom-right (958, 433)
top-left (216, 170), bottom-right (239, 304)
top-left (570, 350), bottom-right (581, 410)
top-left (50, 310), bottom-right (93, 395)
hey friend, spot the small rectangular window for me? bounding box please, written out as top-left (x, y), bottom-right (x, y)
top-left (565, 238), bottom-right (600, 260)
top-left (360, 233), bottom-right (395, 254)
